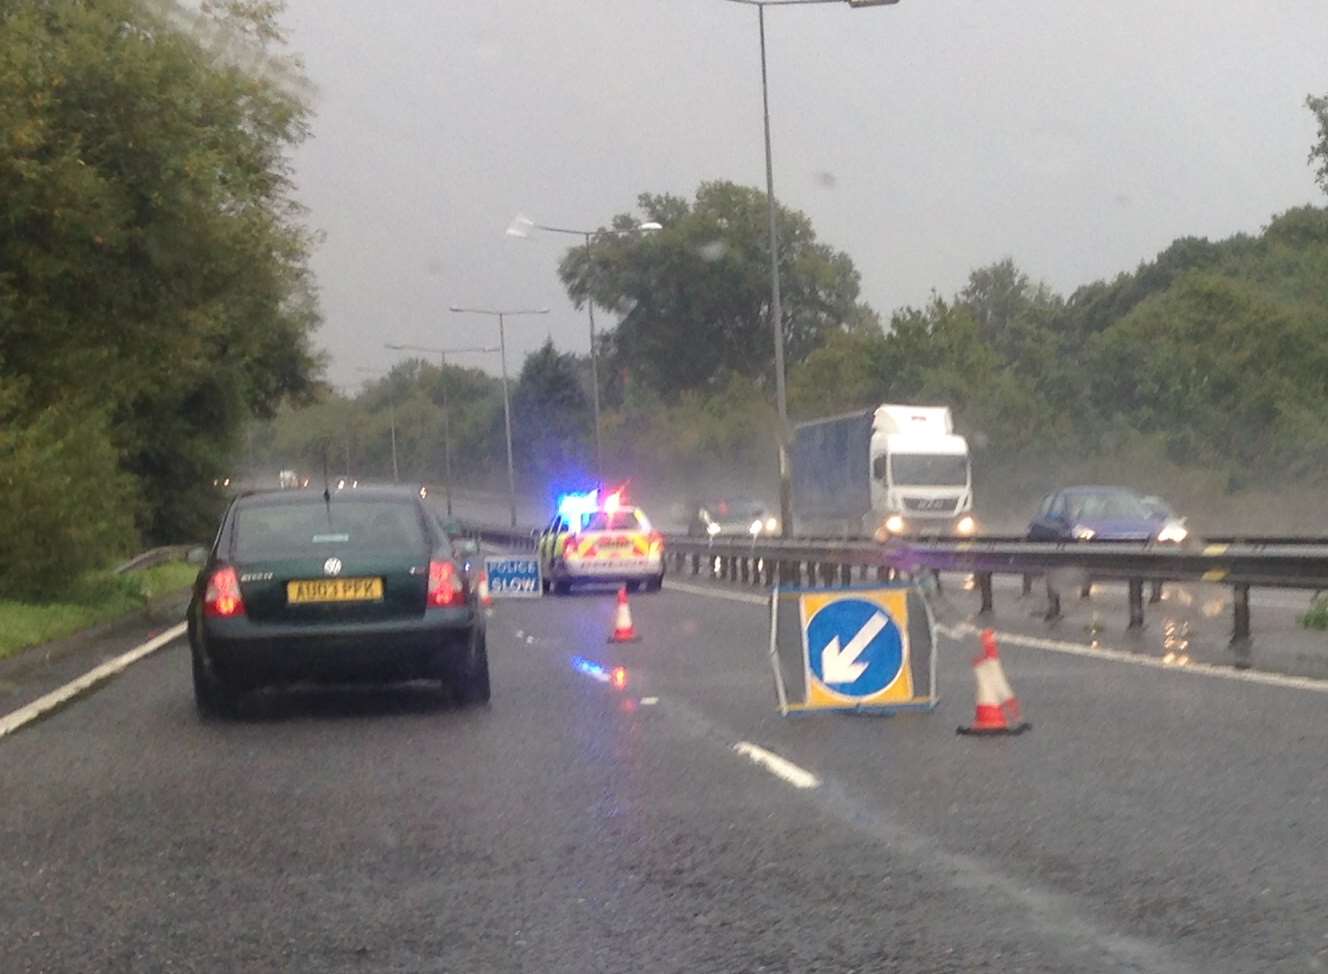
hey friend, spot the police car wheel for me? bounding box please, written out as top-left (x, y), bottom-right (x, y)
top-left (644, 574), bottom-right (663, 593)
top-left (626, 580), bottom-right (641, 593)
top-left (553, 580), bottom-right (570, 595)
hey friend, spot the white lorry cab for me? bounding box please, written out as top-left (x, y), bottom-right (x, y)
top-left (868, 405), bottom-right (975, 539)
top-left (791, 403), bottom-right (977, 539)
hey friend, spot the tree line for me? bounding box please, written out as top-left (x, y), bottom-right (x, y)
top-left (0, 0), bottom-right (321, 596)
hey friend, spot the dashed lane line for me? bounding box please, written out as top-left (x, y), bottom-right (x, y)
top-left (0, 622), bottom-right (188, 740)
top-left (732, 741), bottom-right (820, 789)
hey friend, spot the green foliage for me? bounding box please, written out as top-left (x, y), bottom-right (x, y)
top-left (1301, 596), bottom-right (1328, 632)
top-left (254, 360), bottom-right (506, 487)
top-left (1309, 94), bottom-right (1328, 196)
top-left (0, 560), bottom-right (196, 660)
top-left (511, 341), bottom-right (592, 489)
top-left (0, 382), bottom-right (139, 599)
top-left (0, 0), bottom-right (322, 545)
top-left (559, 181), bottom-right (875, 397)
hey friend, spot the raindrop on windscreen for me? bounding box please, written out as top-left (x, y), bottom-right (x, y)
top-left (697, 240), bottom-right (727, 262)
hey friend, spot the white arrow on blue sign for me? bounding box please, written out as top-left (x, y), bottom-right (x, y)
top-left (806, 598), bottom-right (905, 697)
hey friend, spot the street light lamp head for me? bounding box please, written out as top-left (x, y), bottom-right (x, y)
top-left (505, 214), bottom-right (535, 239)
top-left (637, 221), bottom-right (663, 232)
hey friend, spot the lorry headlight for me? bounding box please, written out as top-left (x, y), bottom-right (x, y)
top-left (1072, 525), bottom-right (1096, 540)
top-left (885, 515), bottom-right (905, 535)
top-left (749, 519), bottom-right (764, 537)
top-left (765, 517), bottom-right (779, 533)
top-left (1157, 522), bottom-right (1188, 544)
top-left (956, 515), bottom-right (976, 535)
top-left (706, 521), bottom-right (722, 537)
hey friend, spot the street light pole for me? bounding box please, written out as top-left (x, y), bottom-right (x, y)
top-left (384, 342), bottom-right (500, 516)
top-left (721, 0), bottom-right (895, 539)
top-left (447, 306), bottom-right (550, 528)
top-left (506, 216), bottom-right (661, 482)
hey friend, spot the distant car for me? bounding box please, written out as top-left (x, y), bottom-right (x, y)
top-left (187, 486), bottom-right (488, 717)
top-left (538, 489), bottom-right (664, 594)
top-left (1028, 486), bottom-right (1189, 543)
top-left (687, 497), bottom-right (780, 538)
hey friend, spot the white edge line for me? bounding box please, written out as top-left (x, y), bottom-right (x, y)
top-left (939, 622), bottom-right (1328, 695)
top-left (664, 578), bottom-right (766, 606)
top-left (0, 621), bottom-right (188, 739)
top-left (733, 741), bottom-right (820, 789)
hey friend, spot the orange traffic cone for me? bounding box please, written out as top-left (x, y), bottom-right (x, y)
top-left (957, 629), bottom-right (1030, 736)
top-left (608, 586), bottom-right (639, 643)
top-left (477, 571), bottom-right (493, 608)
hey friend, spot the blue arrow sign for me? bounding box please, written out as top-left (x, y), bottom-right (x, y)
top-left (806, 598), bottom-right (904, 697)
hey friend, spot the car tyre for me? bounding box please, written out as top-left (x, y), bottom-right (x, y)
top-left (644, 573), bottom-right (663, 593)
top-left (626, 580), bottom-right (642, 594)
top-left (191, 644), bottom-right (239, 719)
top-left (553, 580), bottom-right (570, 595)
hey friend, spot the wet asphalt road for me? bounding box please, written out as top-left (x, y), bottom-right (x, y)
top-left (1, 576), bottom-right (1327, 972)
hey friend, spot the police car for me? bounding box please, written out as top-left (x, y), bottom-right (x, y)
top-left (537, 489), bottom-right (665, 595)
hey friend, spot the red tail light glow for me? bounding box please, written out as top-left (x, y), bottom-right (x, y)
top-left (427, 560), bottom-right (464, 607)
top-left (610, 666), bottom-right (628, 691)
top-left (203, 565), bottom-right (245, 618)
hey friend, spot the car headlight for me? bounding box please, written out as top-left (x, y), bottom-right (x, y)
top-left (956, 515), bottom-right (976, 535)
top-left (1072, 525), bottom-right (1096, 540)
top-left (706, 521), bottom-right (722, 537)
top-left (749, 519), bottom-right (764, 537)
top-left (1157, 522), bottom-right (1188, 543)
top-left (884, 515), bottom-right (905, 534)
top-left (765, 516), bottom-right (779, 533)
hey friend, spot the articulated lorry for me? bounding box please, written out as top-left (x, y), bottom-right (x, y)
top-left (791, 404), bottom-right (977, 539)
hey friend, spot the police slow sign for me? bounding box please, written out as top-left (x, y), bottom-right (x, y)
top-left (483, 556), bottom-right (542, 599)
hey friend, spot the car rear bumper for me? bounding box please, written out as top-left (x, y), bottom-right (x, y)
top-left (197, 608), bottom-right (475, 686)
top-left (555, 556), bottom-right (663, 582)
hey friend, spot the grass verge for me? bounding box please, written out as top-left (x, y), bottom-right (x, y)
top-left (1301, 595), bottom-right (1328, 631)
top-left (0, 561), bottom-right (197, 661)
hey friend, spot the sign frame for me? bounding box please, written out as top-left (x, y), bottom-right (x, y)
top-left (768, 581), bottom-right (939, 716)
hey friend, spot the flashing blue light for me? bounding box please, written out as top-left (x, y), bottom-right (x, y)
top-left (571, 656), bottom-right (611, 683)
top-left (558, 490), bottom-right (599, 520)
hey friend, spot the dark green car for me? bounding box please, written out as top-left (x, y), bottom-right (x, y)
top-left (187, 487), bottom-right (488, 716)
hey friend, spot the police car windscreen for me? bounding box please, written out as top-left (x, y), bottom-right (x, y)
top-left (232, 498), bottom-right (432, 559)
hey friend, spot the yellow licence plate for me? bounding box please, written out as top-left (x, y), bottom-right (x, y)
top-left (286, 577), bottom-right (384, 604)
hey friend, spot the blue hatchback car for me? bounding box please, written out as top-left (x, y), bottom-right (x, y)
top-left (1028, 486), bottom-right (1189, 543)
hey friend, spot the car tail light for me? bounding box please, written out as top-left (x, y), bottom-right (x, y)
top-left (428, 560), bottom-right (464, 607)
top-left (203, 565), bottom-right (246, 618)
top-left (648, 531), bottom-right (664, 556)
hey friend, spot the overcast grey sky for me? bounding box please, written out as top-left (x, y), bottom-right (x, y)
top-left (277, 0), bottom-right (1328, 389)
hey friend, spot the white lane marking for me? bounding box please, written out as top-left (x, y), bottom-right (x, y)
top-left (664, 579), bottom-right (766, 606)
top-left (0, 622), bottom-right (188, 740)
top-left (940, 622), bottom-right (1328, 695)
top-left (639, 696), bottom-right (659, 706)
top-left (733, 741), bottom-right (820, 790)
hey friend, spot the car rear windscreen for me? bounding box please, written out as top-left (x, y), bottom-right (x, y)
top-left (232, 499), bottom-right (431, 560)
top-left (582, 510), bottom-right (650, 532)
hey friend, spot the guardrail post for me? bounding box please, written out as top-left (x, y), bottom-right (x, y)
top-left (1081, 578), bottom-right (1093, 599)
top-left (839, 564), bottom-right (852, 587)
top-left (977, 573), bottom-right (993, 615)
top-left (1231, 584), bottom-right (1251, 667)
top-left (690, 552), bottom-right (700, 576)
top-left (1045, 577), bottom-right (1062, 621)
top-left (876, 564), bottom-right (889, 582)
top-left (1127, 579), bottom-right (1145, 630)
top-left (1149, 580), bottom-right (1164, 603)
top-left (1022, 573), bottom-right (1033, 597)
top-left (740, 557), bottom-right (750, 584)
top-left (932, 569), bottom-right (943, 594)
